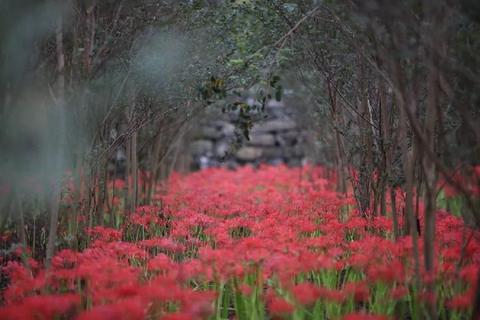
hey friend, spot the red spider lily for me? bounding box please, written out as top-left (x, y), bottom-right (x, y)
top-left (178, 291), bottom-right (215, 318)
top-left (1, 261), bottom-right (45, 302)
top-left (239, 283), bottom-right (253, 296)
top-left (367, 260), bottom-right (405, 284)
top-left (291, 283), bottom-right (321, 305)
top-left (139, 238), bottom-right (185, 253)
top-left (459, 265), bottom-right (478, 283)
top-left (109, 179), bottom-right (126, 190)
top-left (130, 213), bottom-right (152, 228)
top-left (268, 297), bottom-right (295, 315)
top-left (178, 259), bottom-right (210, 281)
top-left (52, 249), bottom-right (78, 268)
top-left (147, 253), bottom-right (175, 272)
top-left (76, 299), bottom-right (146, 320)
top-left (447, 289), bottom-right (474, 310)
top-left (345, 216), bottom-right (368, 231)
top-left (319, 287), bottom-right (348, 303)
top-left (344, 281), bottom-right (369, 302)
top-left (1, 165), bottom-right (479, 318)
top-left (85, 226), bottom-right (122, 242)
top-left (129, 205), bottom-right (164, 227)
top-left (390, 286), bottom-right (408, 300)
top-left (0, 294), bottom-right (80, 320)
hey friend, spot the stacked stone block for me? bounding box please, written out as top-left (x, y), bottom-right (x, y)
top-left (190, 99), bottom-right (307, 169)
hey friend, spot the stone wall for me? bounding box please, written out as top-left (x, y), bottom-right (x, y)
top-left (190, 99), bottom-right (307, 170)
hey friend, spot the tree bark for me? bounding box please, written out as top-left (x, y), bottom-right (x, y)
top-left (131, 130), bottom-right (138, 209)
top-left (358, 63), bottom-right (374, 215)
top-left (327, 81), bottom-right (347, 194)
top-left (397, 89), bottom-right (421, 287)
top-left (46, 9), bottom-right (66, 268)
top-left (422, 54), bottom-right (439, 319)
top-left (390, 188), bottom-right (399, 240)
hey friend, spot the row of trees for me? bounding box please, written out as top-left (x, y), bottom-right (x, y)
top-left (253, 1), bottom-right (480, 318)
top-left (0, 0), bottom-right (219, 265)
top-left (0, 0), bottom-right (287, 267)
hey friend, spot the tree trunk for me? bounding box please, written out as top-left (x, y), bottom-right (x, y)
top-left (46, 9), bottom-right (66, 268)
top-left (83, 1), bottom-right (96, 76)
top-left (472, 267), bottom-right (480, 320)
top-left (422, 55), bottom-right (439, 319)
top-left (390, 188), bottom-right (399, 240)
top-left (131, 130), bottom-right (138, 209)
top-left (398, 90), bottom-right (421, 288)
top-left (147, 130), bottom-right (163, 204)
top-left (378, 79), bottom-right (390, 217)
top-left (14, 193), bottom-right (30, 270)
top-left (358, 63), bottom-right (374, 215)
top-left (327, 81), bottom-right (347, 194)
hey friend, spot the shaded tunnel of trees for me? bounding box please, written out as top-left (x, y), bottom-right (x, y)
top-left (0, 1), bottom-right (479, 319)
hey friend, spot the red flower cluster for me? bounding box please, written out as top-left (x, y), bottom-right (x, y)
top-left (1, 165), bottom-right (478, 319)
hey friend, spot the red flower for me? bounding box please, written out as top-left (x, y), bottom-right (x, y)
top-left (148, 253), bottom-right (174, 272)
top-left (110, 179), bottom-right (126, 190)
top-left (0, 294), bottom-right (80, 320)
top-left (52, 249), bottom-right (77, 268)
top-left (390, 286), bottom-right (408, 300)
top-left (269, 297), bottom-right (295, 315)
top-left (239, 283), bottom-right (252, 296)
top-left (447, 290), bottom-right (474, 310)
top-left (85, 226), bottom-right (122, 242)
top-left (2, 165), bottom-right (478, 319)
top-left (367, 260), bottom-right (404, 284)
top-left (291, 283), bottom-right (320, 305)
top-left (76, 299), bottom-right (146, 320)
top-left (344, 282), bottom-right (369, 302)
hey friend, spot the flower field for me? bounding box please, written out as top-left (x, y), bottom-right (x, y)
top-left (0, 165), bottom-right (479, 319)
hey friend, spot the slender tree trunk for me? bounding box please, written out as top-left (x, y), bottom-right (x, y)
top-left (131, 130), bottom-right (138, 209)
top-left (390, 188), bottom-right (399, 240)
top-left (14, 193), bottom-right (30, 271)
top-left (398, 90), bottom-right (421, 287)
top-left (473, 267), bottom-right (480, 320)
top-left (101, 159), bottom-right (110, 225)
top-left (46, 183), bottom-right (61, 268)
top-left (327, 81), bottom-right (347, 194)
top-left (72, 158), bottom-right (85, 250)
top-left (46, 9), bottom-right (66, 268)
top-left (125, 95), bottom-right (138, 212)
top-left (358, 63), bottom-right (374, 215)
top-left (148, 129), bottom-right (164, 204)
top-left (83, 1), bottom-right (96, 76)
top-left (124, 125), bottom-right (132, 211)
top-left (422, 56), bottom-right (439, 319)
top-left (378, 79), bottom-right (390, 217)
